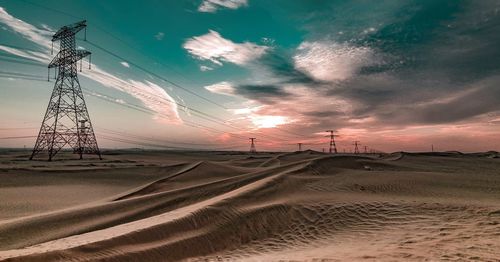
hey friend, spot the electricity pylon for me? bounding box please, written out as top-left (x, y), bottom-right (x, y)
top-left (249, 138), bottom-right (256, 153)
top-left (325, 130), bottom-right (338, 154)
top-left (30, 20), bottom-right (101, 161)
top-left (297, 143), bottom-right (302, 151)
top-left (364, 146), bottom-right (368, 154)
top-left (353, 141), bottom-right (360, 154)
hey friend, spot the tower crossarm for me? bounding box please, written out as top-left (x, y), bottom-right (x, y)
top-left (52, 20), bottom-right (87, 41)
top-left (48, 50), bottom-right (90, 68)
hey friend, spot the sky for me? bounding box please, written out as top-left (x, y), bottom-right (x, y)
top-left (1, 0), bottom-right (500, 152)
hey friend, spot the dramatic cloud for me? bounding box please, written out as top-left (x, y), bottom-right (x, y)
top-left (198, 0), bottom-right (247, 13)
top-left (3, 1), bottom-right (500, 151)
top-left (250, 115), bottom-right (288, 128)
top-left (233, 84), bottom-right (291, 104)
top-left (183, 30), bottom-right (268, 66)
top-left (229, 104), bottom-right (290, 129)
top-left (204, 81), bottom-right (235, 96)
top-left (385, 76), bottom-right (500, 125)
top-left (252, 51), bottom-right (318, 85)
top-left (205, 82), bottom-right (293, 128)
top-left (293, 41), bottom-right (379, 82)
top-left (0, 7), bottom-right (181, 124)
top-left (199, 0), bottom-right (500, 151)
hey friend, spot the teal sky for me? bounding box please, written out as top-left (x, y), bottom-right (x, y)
top-left (1, 0), bottom-right (500, 152)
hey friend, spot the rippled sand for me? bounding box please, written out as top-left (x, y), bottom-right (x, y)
top-left (0, 150), bottom-right (499, 261)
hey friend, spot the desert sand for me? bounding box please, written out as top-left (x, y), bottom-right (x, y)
top-left (0, 149), bottom-right (499, 261)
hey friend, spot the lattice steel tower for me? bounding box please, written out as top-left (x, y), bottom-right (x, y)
top-left (30, 20), bottom-right (101, 161)
top-left (325, 130), bottom-right (338, 154)
top-left (353, 141), bottom-right (361, 154)
top-left (249, 138), bottom-right (257, 153)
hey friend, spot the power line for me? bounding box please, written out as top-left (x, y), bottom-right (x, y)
top-left (97, 127), bottom-right (221, 147)
top-left (18, 0), bottom-right (83, 21)
top-left (99, 134), bottom-right (244, 151)
top-left (1, 27), bottom-right (313, 141)
top-left (1, 73), bottom-right (303, 148)
top-left (0, 74), bottom-right (47, 82)
top-left (0, 74), bottom-right (261, 142)
top-left (18, 0), bottom-right (218, 97)
top-left (0, 42), bottom-right (48, 53)
top-left (0, 57), bottom-right (46, 68)
top-left (0, 46), bottom-right (302, 142)
top-left (79, 86), bottom-right (252, 140)
top-left (82, 41), bottom-right (312, 140)
top-left (84, 39), bottom-right (228, 110)
top-left (12, 1), bottom-right (316, 141)
top-left (0, 68), bottom-right (241, 135)
top-left (0, 135), bottom-right (37, 140)
top-left (1, 32), bottom-right (314, 145)
top-left (0, 53), bottom-right (46, 66)
top-left (0, 127), bottom-right (37, 130)
top-left (99, 135), bottom-right (203, 151)
top-left (0, 56), bottom-right (306, 143)
top-left (1, 69), bottom-right (339, 151)
top-left (0, 132), bottom-right (245, 151)
top-left (2, 28), bottom-right (228, 111)
top-left (83, 86), bottom-right (228, 126)
top-left (0, 70), bottom-right (47, 79)
top-left (0, 123), bottom-right (246, 150)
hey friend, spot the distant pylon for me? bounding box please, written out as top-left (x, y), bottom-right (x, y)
top-left (325, 130), bottom-right (338, 154)
top-left (353, 141), bottom-right (360, 154)
top-left (297, 143), bottom-right (302, 151)
top-left (30, 20), bottom-right (101, 161)
top-left (364, 146), bottom-right (368, 154)
top-left (249, 138), bottom-right (256, 153)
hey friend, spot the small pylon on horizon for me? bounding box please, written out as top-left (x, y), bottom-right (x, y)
top-left (249, 138), bottom-right (256, 153)
top-left (325, 130), bottom-right (338, 154)
top-left (353, 141), bottom-right (361, 154)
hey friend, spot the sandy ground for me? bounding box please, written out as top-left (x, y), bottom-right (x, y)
top-left (0, 149), bottom-right (499, 261)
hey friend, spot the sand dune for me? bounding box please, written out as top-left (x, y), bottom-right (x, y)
top-left (0, 151), bottom-right (499, 261)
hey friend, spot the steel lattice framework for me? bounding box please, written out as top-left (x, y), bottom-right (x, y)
top-left (249, 138), bottom-right (256, 153)
top-left (353, 141), bottom-right (360, 154)
top-left (325, 130), bottom-right (337, 154)
top-left (30, 20), bottom-right (101, 161)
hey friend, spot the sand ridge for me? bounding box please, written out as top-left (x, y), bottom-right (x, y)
top-left (0, 151), bottom-right (499, 261)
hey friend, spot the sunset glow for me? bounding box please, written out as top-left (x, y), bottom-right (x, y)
top-left (1, 1), bottom-right (500, 152)
top-left (250, 115), bottom-right (288, 129)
